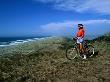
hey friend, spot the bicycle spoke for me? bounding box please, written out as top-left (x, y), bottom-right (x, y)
top-left (66, 47), bottom-right (78, 60)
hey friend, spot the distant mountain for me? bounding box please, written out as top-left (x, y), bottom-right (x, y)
top-left (93, 32), bottom-right (110, 41)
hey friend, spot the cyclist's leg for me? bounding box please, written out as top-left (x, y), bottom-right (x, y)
top-left (80, 43), bottom-right (84, 54)
top-left (81, 42), bottom-right (87, 59)
top-left (76, 38), bottom-right (81, 54)
top-left (78, 38), bottom-right (87, 59)
top-left (78, 38), bottom-right (84, 54)
top-left (77, 38), bottom-right (85, 53)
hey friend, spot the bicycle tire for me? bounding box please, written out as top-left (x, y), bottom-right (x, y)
top-left (86, 44), bottom-right (95, 57)
top-left (66, 47), bottom-right (78, 60)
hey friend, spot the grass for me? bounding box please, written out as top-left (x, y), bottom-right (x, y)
top-left (0, 36), bottom-right (110, 82)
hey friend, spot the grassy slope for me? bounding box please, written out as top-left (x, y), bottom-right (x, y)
top-left (0, 36), bottom-right (110, 82)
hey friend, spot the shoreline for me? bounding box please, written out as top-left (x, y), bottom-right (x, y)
top-left (0, 36), bottom-right (64, 56)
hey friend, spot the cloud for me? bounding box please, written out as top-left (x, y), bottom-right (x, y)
top-left (35, 0), bottom-right (110, 14)
top-left (41, 19), bottom-right (110, 29)
top-left (76, 0), bottom-right (110, 14)
top-left (40, 21), bottom-right (74, 35)
top-left (40, 19), bottom-right (110, 35)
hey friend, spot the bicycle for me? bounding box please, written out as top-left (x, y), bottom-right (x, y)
top-left (66, 38), bottom-right (95, 60)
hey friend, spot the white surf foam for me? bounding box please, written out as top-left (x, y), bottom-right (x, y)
top-left (0, 36), bottom-right (53, 47)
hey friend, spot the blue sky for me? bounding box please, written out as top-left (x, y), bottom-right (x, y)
top-left (0, 0), bottom-right (110, 37)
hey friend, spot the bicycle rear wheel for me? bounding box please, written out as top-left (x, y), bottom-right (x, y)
top-left (66, 47), bottom-right (78, 60)
top-left (86, 45), bottom-right (95, 57)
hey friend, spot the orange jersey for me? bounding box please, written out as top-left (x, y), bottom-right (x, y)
top-left (76, 29), bottom-right (84, 38)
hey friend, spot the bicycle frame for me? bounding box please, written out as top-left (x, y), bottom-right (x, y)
top-left (73, 38), bottom-right (86, 54)
top-left (66, 38), bottom-right (95, 60)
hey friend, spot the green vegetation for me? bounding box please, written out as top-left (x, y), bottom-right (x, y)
top-left (93, 32), bottom-right (110, 42)
top-left (0, 35), bottom-right (110, 82)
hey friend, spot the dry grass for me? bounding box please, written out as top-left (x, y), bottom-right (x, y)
top-left (0, 37), bottom-right (110, 82)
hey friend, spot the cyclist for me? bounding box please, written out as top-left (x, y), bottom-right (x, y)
top-left (75, 24), bottom-right (86, 59)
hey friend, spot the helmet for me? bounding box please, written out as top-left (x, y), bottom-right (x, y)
top-left (78, 24), bottom-right (83, 27)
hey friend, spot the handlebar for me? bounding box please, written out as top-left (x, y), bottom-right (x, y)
top-left (72, 37), bottom-right (77, 41)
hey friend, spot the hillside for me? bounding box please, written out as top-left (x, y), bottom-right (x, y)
top-left (92, 32), bottom-right (110, 42)
top-left (0, 35), bottom-right (110, 82)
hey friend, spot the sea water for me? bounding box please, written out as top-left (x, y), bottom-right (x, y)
top-left (0, 36), bottom-right (51, 47)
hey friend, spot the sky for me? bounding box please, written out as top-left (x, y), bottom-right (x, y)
top-left (0, 0), bottom-right (110, 37)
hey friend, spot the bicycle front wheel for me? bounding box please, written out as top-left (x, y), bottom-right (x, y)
top-left (66, 47), bottom-right (78, 60)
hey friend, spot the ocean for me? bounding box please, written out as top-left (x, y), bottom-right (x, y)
top-left (0, 35), bottom-right (99, 47)
top-left (0, 36), bottom-right (50, 47)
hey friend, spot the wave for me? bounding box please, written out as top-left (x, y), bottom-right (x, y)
top-left (0, 36), bottom-right (53, 47)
